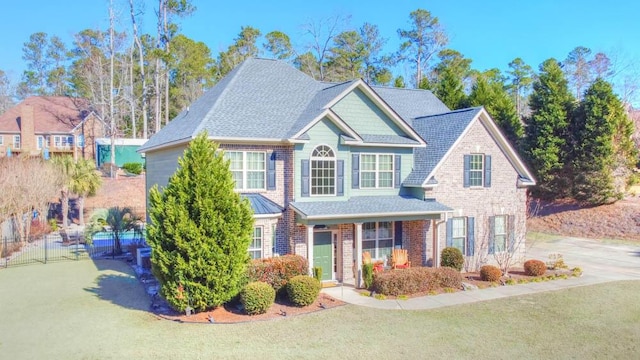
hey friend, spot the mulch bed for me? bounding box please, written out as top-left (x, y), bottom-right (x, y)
top-left (155, 293), bottom-right (345, 324)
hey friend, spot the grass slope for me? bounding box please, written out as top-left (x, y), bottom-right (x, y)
top-left (0, 260), bottom-right (638, 359)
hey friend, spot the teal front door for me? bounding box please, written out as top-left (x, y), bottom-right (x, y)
top-left (313, 232), bottom-right (333, 281)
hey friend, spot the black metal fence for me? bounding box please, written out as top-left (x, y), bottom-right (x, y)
top-left (1, 228), bottom-right (146, 268)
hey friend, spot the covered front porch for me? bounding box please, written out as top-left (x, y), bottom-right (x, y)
top-left (290, 196), bottom-right (451, 286)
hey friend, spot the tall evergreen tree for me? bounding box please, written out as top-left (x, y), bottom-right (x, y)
top-left (434, 67), bottom-right (466, 109)
top-left (468, 72), bottom-right (523, 145)
top-left (571, 78), bottom-right (637, 204)
top-left (524, 58), bottom-right (575, 199)
top-left (147, 132), bottom-right (254, 312)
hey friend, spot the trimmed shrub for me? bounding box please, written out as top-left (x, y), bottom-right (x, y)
top-left (436, 266), bottom-right (463, 289)
top-left (441, 247), bottom-right (464, 271)
top-left (480, 265), bottom-right (502, 282)
top-left (312, 267), bottom-right (322, 282)
top-left (524, 259), bottom-right (547, 276)
top-left (372, 267), bottom-right (439, 296)
top-left (362, 263), bottom-right (374, 289)
top-left (247, 255), bottom-right (308, 293)
top-left (122, 162), bottom-right (143, 175)
top-left (240, 281), bottom-right (275, 315)
top-left (286, 275), bottom-right (321, 306)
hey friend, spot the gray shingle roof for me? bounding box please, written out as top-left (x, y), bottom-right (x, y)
top-left (241, 193), bottom-right (283, 215)
top-left (290, 196), bottom-right (451, 219)
top-left (371, 86), bottom-right (450, 126)
top-left (404, 107), bottom-right (483, 186)
top-left (139, 58), bottom-right (446, 152)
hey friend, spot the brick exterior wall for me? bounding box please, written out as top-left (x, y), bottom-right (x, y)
top-left (339, 224), bottom-right (354, 283)
top-left (218, 144), bottom-right (294, 255)
top-left (424, 119), bottom-right (528, 271)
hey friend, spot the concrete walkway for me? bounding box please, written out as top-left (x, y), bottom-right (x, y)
top-left (321, 237), bottom-right (640, 310)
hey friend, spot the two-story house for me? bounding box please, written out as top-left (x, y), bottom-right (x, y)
top-left (0, 96), bottom-right (105, 161)
top-left (139, 58), bottom-right (535, 286)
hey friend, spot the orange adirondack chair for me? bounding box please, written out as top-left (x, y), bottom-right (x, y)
top-left (363, 251), bottom-right (384, 273)
top-left (392, 249), bottom-right (411, 269)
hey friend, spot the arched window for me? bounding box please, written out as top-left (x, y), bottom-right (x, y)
top-left (311, 145), bottom-right (336, 196)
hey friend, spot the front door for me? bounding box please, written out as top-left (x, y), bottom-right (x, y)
top-left (313, 231), bottom-right (333, 281)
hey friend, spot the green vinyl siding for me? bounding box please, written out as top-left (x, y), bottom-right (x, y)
top-left (294, 117), bottom-right (414, 201)
top-left (331, 88), bottom-right (405, 137)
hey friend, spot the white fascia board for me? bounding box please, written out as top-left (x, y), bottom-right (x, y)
top-left (291, 109), bottom-right (362, 141)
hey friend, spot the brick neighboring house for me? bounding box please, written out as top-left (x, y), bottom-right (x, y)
top-left (139, 58), bottom-right (535, 286)
top-left (0, 96), bottom-right (105, 161)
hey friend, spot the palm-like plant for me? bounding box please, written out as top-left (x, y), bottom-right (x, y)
top-left (105, 207), bottom-right (141, 255)
top-left (52, 156), bottom-right (103, 227)
top-left (69, 159), bottom-right (102, 226)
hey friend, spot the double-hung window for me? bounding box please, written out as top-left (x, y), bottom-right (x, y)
top-left (225, 151), bottom-right (266, 190)
top-left (36, 136), bottom-right (44, 150)
top-left (451, 217), bottom-right (467, 254)
top-left (362, 221), bottom-right (393, 260)
top-left (0, 135), bottom-right (4, 146)
top-left (13, 135), bottom-right (20, 149)
top-left (493, 215), bottom-right (507, 252)
top-left (469, 154), bottom-right (484, 187)
top-left (249, 226), bottom-right (263, 259)
top-left (360, 154), bottom-right (393, 188)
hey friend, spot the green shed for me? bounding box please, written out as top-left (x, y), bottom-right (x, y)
top-left (95, 138), bottom-right (146, 168)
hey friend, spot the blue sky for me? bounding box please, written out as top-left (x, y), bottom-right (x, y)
top-left (1, 0), bottom-right (639, 102)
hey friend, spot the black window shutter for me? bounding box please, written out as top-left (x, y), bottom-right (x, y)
top-left (301, 159), bottom-right (310, 197)
top-left (467, 217), bottom-right (475, 256)
top-left (394, 221), bottom-right (402, 248)
top-left (445, 218), bottom-right (453, 248)
top-left (463, 154), bottom-right (471, 188)
top-left (337, 159), bottom-right (344, 196)
top-left (508, 215), bottom-right (516, 253)
top-left (488, 216), bottom-right (496, 254)
top-left (267, 151), bottom-right (276, 190)
top-left (394, 155), bottom-right (401, 188)
top-left (351, 153), bottom-right (359, 189)
top-left (484, 155), bottom-right (492, 188)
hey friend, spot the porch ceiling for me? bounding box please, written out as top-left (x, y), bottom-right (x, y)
top-left (290, 196), bottom-right (451, 225)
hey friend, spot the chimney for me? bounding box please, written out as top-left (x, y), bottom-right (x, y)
top-left (20, 104), bottom-right (36, 154)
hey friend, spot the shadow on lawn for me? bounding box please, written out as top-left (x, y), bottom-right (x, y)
top-left (84, 262), bottom-right (151, 313)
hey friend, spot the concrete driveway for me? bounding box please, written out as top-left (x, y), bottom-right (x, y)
top-left (527, 237), bottom-right (640, 282)
top-left (323, 236), bottom-right (640, 309)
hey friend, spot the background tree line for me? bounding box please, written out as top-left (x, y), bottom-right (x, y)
top-left (0, 5), bottom-right (637, 204)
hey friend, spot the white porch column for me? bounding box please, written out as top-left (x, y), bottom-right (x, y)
top-left (432, 219), bottom-right (440, 268)
top-left (307, 226), bottom-right (314, 276)
top-left (354, 222), bottom-right (363, 288)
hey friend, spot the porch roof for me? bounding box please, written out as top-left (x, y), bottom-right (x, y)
top-left (241, 193), bottom-right (283, 217)
top-left (290, 196), bottom-right (451, 224)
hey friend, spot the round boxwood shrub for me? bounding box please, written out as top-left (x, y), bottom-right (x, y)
top-left (240, 281), bottom-right (275, 315)
top-left (480, 265), bottom-right (502, 282)
top-left (524, 259), bottom-right (547, 276)
top-left (436, 266), bottom-right (463, 289)
top-left (440, 247), bottom-right (464, 271)
top-left (286, 275), bottom-right (321, 306)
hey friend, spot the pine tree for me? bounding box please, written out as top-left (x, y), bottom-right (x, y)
top-left (147, 131), bottom-right (254, 312)
top-left (468, 73), bottom-right (523, 146)
top-left (435, 67), bottom-right (466, 110)
top-left (524, 58), bottom-right (575, 199)
top-left (571, 78), bottom-right (637, 204)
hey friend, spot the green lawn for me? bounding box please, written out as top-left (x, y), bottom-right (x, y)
top-left (0, 260), bottom-right (638, 359)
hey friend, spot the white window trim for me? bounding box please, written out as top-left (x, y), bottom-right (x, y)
top-left (249, 226), bottom-right (263, 259)
top-left (451, 217), bottom-right (467, 254)
top-left (0, 135), bottom-right (4, 146)
top-left (36, 136), bottom-right (44, 150)
top-left (13, 135), bottom-right (20, 149)
top-left (359, 153), bottom-right (394, 189)
top-left (226, 150), bottom-right (266, 191)
top-left (53, 135), bottom-right (74, 149)
top-left (362, 221), bottom-right (394, 261)
top-left (469, 153), bottom-right (484, 188)
top-left (310, 144), bottom-right (337, 197)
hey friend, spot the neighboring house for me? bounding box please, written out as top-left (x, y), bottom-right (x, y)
top-left (0, 96), bottom-right (105, 161)
top-left (139, 58), bottom-right (535, 285)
